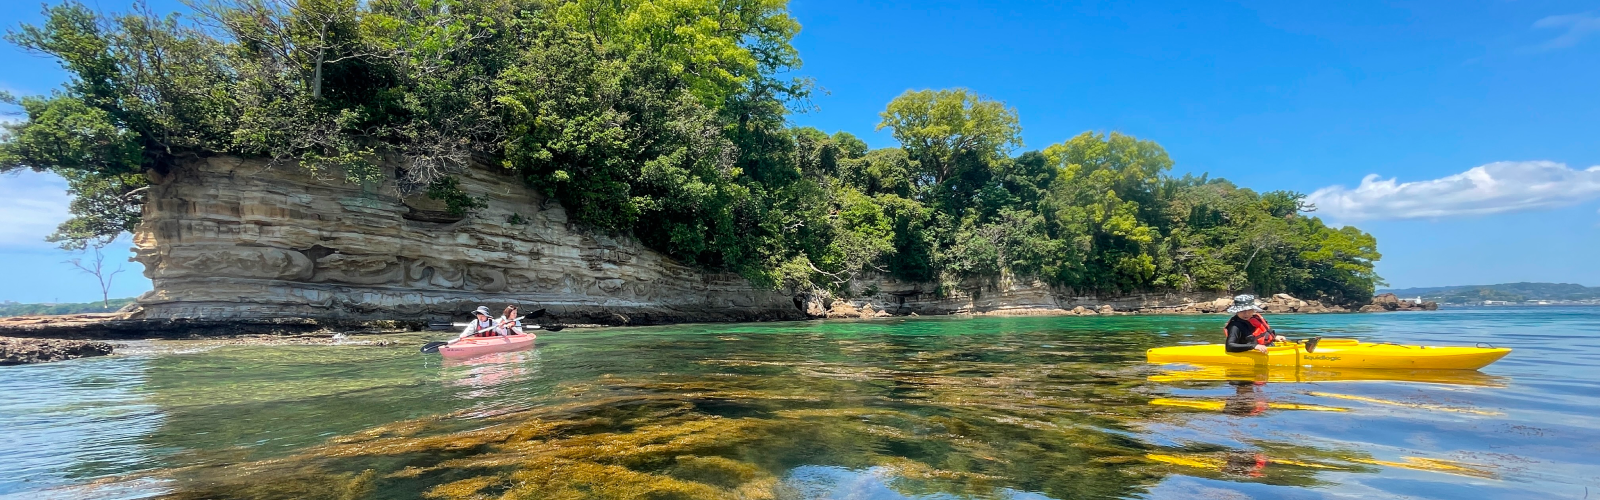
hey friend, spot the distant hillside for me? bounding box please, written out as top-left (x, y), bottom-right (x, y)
top-left (0, 298), bottom-right (136, 317)
top-left (1379, 282), bottom-right (1600, 303)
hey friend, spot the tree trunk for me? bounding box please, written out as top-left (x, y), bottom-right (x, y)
top-left (311, 30), bottom-right (327, 100)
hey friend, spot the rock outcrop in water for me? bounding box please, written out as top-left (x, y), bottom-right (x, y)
top-left (1359, 293), bottom-right (1439, 312)
top-left (131, 157), bottom-right (803, 325)
top-left (0, 336), bottom-right (113, 365)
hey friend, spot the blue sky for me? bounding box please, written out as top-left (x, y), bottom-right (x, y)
top-left (2, 0), bottom-right (1598, 302)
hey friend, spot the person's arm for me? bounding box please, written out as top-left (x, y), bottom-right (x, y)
top-left (459, 322), bottom-right (477, 339)
top-left (1258, 315), bottom-right (1286, 343)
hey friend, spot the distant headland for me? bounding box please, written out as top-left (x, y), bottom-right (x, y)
top-left (1379, 282), bottom-right (1600, 306)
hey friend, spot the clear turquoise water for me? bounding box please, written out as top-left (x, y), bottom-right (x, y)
top-left (1, 307), bottom-right (1596, 499)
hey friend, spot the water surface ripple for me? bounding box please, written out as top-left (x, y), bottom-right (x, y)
top-left (2, 307), bottom-right (1596, 499)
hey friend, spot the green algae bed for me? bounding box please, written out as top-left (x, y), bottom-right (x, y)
top-left (4, 309), bottom-right (1597, 499)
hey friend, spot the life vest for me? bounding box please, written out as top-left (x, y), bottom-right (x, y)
top-left (1247, 316), bottom-right (1272, 345)
top-left (470, 318), bottom-right (497, 337)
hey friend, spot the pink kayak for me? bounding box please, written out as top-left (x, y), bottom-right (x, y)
top-left (438, 334), bottom-right (536, 358)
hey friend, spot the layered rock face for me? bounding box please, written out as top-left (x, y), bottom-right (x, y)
top-left (131, 157), bottom-right (804, 324)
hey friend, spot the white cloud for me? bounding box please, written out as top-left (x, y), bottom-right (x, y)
top-left (1532, 12), bottom-right (1600, 50)
top-left (0, 170), bottom-right (72, 248)
top-left (1307, 161), bottom-right (1600, 221)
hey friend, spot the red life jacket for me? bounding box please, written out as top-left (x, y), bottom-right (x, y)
top-left (470, 319), bottom-right (498, 337)
top-left (1247, 316), bottom-right (1272, 345)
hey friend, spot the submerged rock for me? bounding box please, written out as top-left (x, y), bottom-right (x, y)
top-left (0, 337), bottom-right (114, 365)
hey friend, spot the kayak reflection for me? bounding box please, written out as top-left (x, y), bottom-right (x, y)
top-left (1148, 364), bottom-right (1508, 387)
top-left (444, 349), bottom-right (541, 403)
top-left (1149, 383), bottom-right (1349, 415)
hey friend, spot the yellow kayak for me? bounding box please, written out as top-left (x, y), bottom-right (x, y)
top-left (1146, 338), bottom-right (1510, 370)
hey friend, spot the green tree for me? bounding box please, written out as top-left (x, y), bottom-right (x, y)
top-left (877, 88), bottom-right (1021, 192)
top-left (1040, 132), bottom-right (1171, 291)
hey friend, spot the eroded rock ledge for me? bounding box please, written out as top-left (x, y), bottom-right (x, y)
top-left (131, 157), bottom-right (804, 324)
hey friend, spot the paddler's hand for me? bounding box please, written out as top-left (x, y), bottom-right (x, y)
top-left (1274, 335), bottom-right (1287, 343)
top-left (1253, 344), bottom-right (1271, 354)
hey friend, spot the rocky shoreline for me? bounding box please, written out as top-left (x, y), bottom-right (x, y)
top-left (818, 292), bottom-right (1436, 319)
top-left (0, 293), bottom-right (1436, 365)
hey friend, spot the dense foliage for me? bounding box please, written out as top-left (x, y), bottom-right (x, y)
top-left (0, 0), bottom-right (1381, 304)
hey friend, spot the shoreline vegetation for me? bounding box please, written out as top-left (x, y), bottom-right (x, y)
top-left (3, 0), bottom-right (1380, 314)
top-left (0, 297), bottom-right (136, 318)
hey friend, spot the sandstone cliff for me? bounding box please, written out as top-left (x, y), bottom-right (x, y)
top-left (131, 157), bottom-right (804, 324)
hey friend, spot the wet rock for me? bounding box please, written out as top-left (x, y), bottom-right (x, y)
top-left (0, 337), bottom-right (114, 365)
top-left (1097, 305), bottom-right (1115, 315)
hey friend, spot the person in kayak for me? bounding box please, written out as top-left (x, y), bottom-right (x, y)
top-left (460, 306), bottom-right (501, 338)
top-left (1224, 294), bottom-right (1285, 353)
top-left (496, 305), bottom-right (527, 336)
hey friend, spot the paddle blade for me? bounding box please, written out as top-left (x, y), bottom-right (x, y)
top-left (543, 325), bottom-right (564, 332)
top-left (1304, 337), bottom-right (1322, 353)
top-left (420, 341), bottom-right (447, 354)
top-left (527, 308), bottom-right (547, 319)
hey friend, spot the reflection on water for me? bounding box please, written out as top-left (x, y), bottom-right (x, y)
top-left (1148, 364), bottom-right (1509, 387)
top-left (3, 308), bottom-right (1598, 499)
top-left (443, 348), bottom-right (542, 414)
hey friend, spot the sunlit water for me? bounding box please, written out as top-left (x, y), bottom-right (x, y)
top-left (2, 307), bottom-right (1597, 499)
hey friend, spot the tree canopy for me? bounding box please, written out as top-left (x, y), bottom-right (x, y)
top-left (1, 0), bottom-right (1382, 304)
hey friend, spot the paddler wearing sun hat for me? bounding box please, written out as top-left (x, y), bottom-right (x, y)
top-left (1223, 295), bottom-right (1287, 353)
top-left (459, 306), bottom-right (502, 339)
